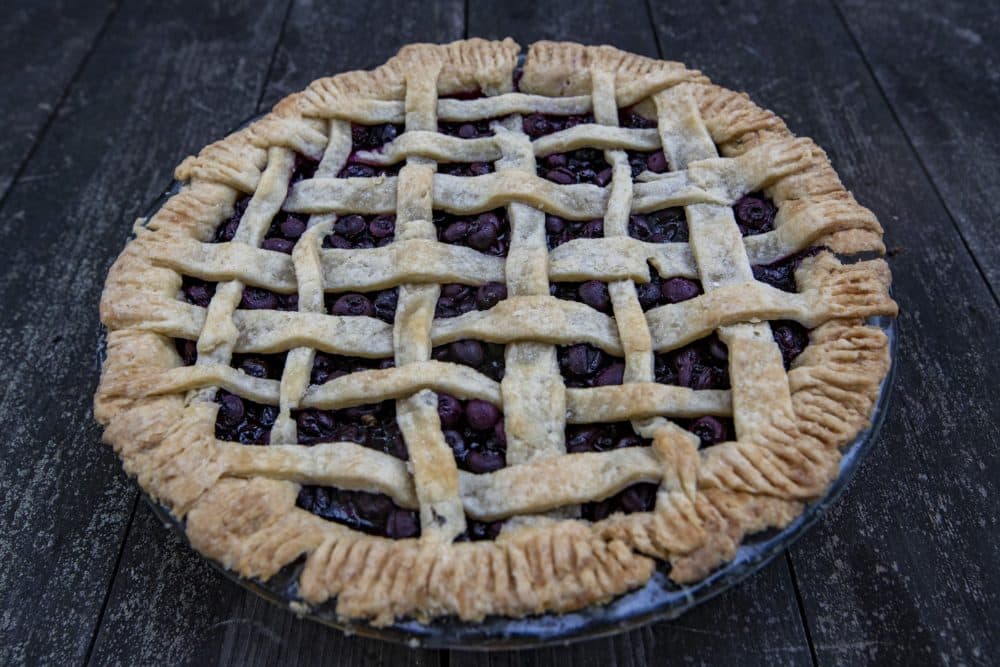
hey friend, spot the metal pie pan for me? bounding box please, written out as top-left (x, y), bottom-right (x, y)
top-left (119, 108), bottom-right (897, 649)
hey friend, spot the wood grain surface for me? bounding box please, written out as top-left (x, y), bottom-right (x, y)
top-left (0, 1), bottom-right (995, 665)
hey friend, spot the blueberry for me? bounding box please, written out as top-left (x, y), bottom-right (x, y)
top-left (469, 162), bottom-right (491, 176)
top-left (341, 164), bottom-right (375, 178)
top-left (458, 123), bottom-right (477, 139)
top-left (324, 234), bottom-right (351, 249)
top-left (241, 287), bottom-right (278, 310)
top-left (523, 114), bottom-right (550, 137)
top-left (385, 509), bottom-right (419, 538)
top-left (595, 168), bottom-right (613, 186)
top-left (567, 426), bottom-right (600, 453)
top-left (546, 167), bottom-right (575, 185)
top-left (296, 409), bottom-right (335, 438)
top-left (465, 400), bottom-right (501, 430)
top-left (620, 484), bottom-right (656, 513)
top-left (280, 217), bottom-right (306, 239)
top-left (261, 237), bottom-right (294, 254)
top-left (331, 293), bottom-right (374, 317)
top-left (450, 340), bottom-right (485, 367)
top-left (444, 429), bottom-right (469, 460)
top-left (636, 281), bottom-right (661, 309)
top-left (373, 289), bottom-right (397, 323)
top-left (545, 153), bottom-right (568, 169)
top-left (578, 280), bottom-right (611, 312)
top-left (442, 221), bottom-right (469, 243)
top-left (646, 151), bottom-right (668, 173)
top-left (545, 215), bottom-right (566, 234)
top-left (594, 363), bottom-right (625, 386)
top-left (476, 282), bottom-right (507, 310)
top-left (772, 321), bottom-right (809, 368)
top-left (734, 194), bottom-right (777, 232)
top-left (368, 215), bottom-right (395, 239)
top-left (661, 278), bottom-right (701, 304)
top-left (335, 214), bottom-right (366, 238)
top-left (239, 357), bottom-right (269, 379)
top-left (562, 344), bottom-right (603, 378)
top-left (582, 219), bottom-right (604, 238)
top-left (217, 393), bottom-right (245, 427)
top-left (465, 448), bottom-right (505, 473)
top-left (175, 339), bottom-right (197, 365)
top-left (689, 416), bottom-right (728, 447)
top-left (183, 281), bottom-right (214, 307)
top-left (437, 394), bottom-right (462, 427)
top-left (467, 219), bottom-right (499, 250)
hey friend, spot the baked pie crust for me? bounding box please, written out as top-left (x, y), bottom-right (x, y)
top-left (94, 39), bottom-right (897, 626)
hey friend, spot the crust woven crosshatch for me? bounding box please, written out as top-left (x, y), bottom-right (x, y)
top-left (94, 39), bottom-right (897, 626)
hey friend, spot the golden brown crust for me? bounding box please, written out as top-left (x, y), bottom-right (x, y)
top-left (94, 39), bottom-right (896, 625)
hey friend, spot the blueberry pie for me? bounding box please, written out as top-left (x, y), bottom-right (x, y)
top-left (95, 39), bottom-right (897, 626)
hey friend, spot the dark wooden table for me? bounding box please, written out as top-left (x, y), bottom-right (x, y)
top-left (2, 1), bottom-right (997, 664)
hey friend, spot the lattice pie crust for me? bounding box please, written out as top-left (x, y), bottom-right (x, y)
top-left (95, 39), bottom-right (896, 626)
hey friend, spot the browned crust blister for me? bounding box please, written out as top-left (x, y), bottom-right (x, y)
top-left (94, 39), bottom-right (896, 625)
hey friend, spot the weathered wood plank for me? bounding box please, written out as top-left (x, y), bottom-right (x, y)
top-left (836, 0), bottom-right (1000, 297)
top-left (90, 503), bottom-right (437, 666)
top-left (469, 0), bottom-right (660, 56)
top-left (0, 1), bottom-right (290, 664)
top-left (0, 0), bottom-right (116, 199)
top-left (458, 2), bottom-right (812, 664)
top-left (646, 1), bottom-right (1000, 664)
top-left (87, 0), bottom-right (462, 664)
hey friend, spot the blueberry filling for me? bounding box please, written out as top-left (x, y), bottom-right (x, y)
top-left (654, 334), bottom-right (731, 390)
top-left (635, 274), bottom-right (703, 311)
top-left (618, 107), bottom-right (657, 129)
top-left (437, 394), bottom-right (506, 474)
top-left (733, 192), bottom-right (777, 236)
top-left (231, 352), bottom-right (286, 380)
top-left (438, 161), bottom-right (494, 177)
top-left (438, 119), bottom-right (494, 138)
top-left (681, 416), bottom-right (734, 449)
top-left (550, 280), bottom-right (613, 314)
top-left (522, 113), bottom-right (595, 139)
top-left (456, 518), bottom-right (505, 542)
top-left (583, 482), bottom-right (659, 521)
top-left (625, 150), bottom-right (669, 177)
top-left (338, 123), bottom-right (405, 178)
top-left (752, 246), bottom-right (823, 292)
top-left (296, 486), bottom-right (420, 539)
top-left (325, 289), bottom-right (398, 324)
top-left (175, 338), bottom-right (197, 366)
top-left (536, 148), bottom-right (611, 186)
top-left (213, 195), bottom-right (251, 243)
top-left (432, 340), bottom-right (505, 382)
top-left (261, 212), bottom-right (308, 254)
top-left (558, 344), bottom-right (625, 388)
top-left (322, 213), bottom-right (396, 249)
top-left (310, 352), bottom-right (394, 385)
top-left (433, 209), bottom-right (510, 256)
top-left (628, 209), bottom-right (688, 243)
top-left (239, 286), bottom-right (298, 311)
top-left (565, 422), bottom-right (650, 455)
top-left (545, 215), bottom-right (604, 249)
top-left (293, 401), bottom-right (407, 459)
top-left (290, 152), bottom-right (319, 184)
top-left (771, 320), bottom-right (810, 369)
top-left (180, 276), bottom-right (217, 307)
top-left (435, 281), bottom-right (507, 318)
top-left (214, 389), bottom-right (277, 445)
